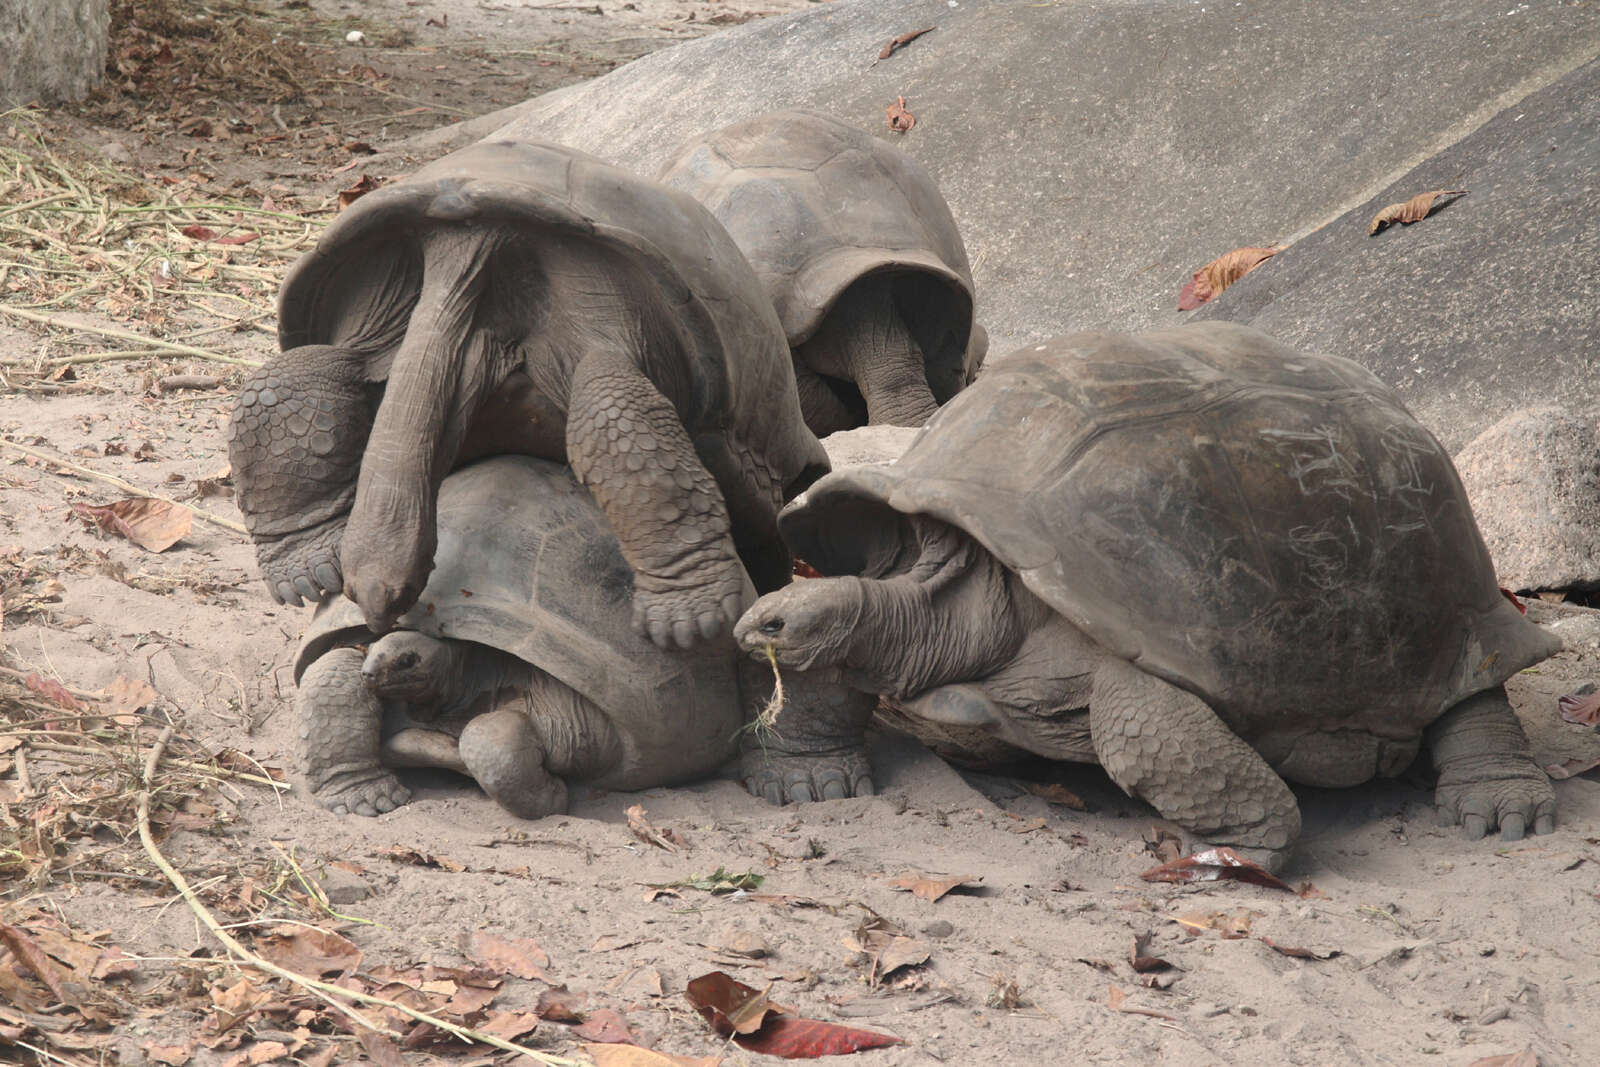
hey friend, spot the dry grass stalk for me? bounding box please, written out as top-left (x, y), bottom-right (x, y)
top-left (134, 725), bottom-right (584, 1064)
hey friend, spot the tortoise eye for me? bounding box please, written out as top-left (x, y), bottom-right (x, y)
top-left (397, 651), bottom-right (421, 669)
top-left (759, 618), bottom-right (785, 635)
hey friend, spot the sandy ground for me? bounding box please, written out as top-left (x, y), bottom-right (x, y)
top-left (5, 2), bottom-right (1600, 1065)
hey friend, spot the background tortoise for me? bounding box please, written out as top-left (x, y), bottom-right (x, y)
top-left (296, 455), bottom-right (875, 817)
top-left (734, 322), bottom-right (1561, 862)
top-left (231, 138), bottom-right (827, 649)
top-left (659, 109), bottom-right (985, 435)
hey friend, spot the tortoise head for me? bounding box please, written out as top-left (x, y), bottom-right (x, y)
top-left (361, 631), bottom-right (458, 711)
top-left (734, 577), bottom-right (866, 671)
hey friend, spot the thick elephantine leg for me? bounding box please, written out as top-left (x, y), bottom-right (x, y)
top-left (229, 344), bottom-right (371, 606)
top-left (458, 706), bottom-right (568, 820)
top-left (341, 225), bottom-right (512, 633)
top-left (297, 648), bottom-right (412, 816)
top-left (1428, 686), bottom-right (1555, 841)
top-left (793, 363), bottom-right (866, 437)
top-left (740, 657), bottom-right (877, 804)
top-left (801, 279), bottom-right (937, 427)
top-left (1090, 657), bottom-right (1301, 866)
top-left (567, 347), bottom-right (753, 649)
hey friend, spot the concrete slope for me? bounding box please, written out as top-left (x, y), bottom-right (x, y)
top-left (1195, 58), bottom-right (1600, 451)
top-left (483, 0), bottom-right (1599, 376)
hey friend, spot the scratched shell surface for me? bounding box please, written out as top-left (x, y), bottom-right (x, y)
top-left (780, 321), bottom-right (1555, 739)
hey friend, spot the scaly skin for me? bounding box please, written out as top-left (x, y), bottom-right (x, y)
top-left (739, 658), bottom-right (877, 804)
top-left (228, 344), bottom-right (371, 606)
top-left (801, 278), bottom-right (938, 428)
top-left (297, 648), bottom-right (411, 816)
top-left (567, 347), bottom-right (752, 649)
top-left (1428, 685), bottom-right (1555, 840)
top-left (1089, 656), bottom-right (1301, 865)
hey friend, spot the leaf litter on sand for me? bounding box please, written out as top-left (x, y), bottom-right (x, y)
top-left (1178, 245), bottom-right (1278, 309)
top-left (69, 496), bottom-right (192, 552)
top-left (1139, 846), bottom-right (1295, 891)
top-left (887, 871), bottom-right (980, 902)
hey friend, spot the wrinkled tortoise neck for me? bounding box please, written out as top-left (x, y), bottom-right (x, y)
top-left (847, 530), bottom-right (1027, 698)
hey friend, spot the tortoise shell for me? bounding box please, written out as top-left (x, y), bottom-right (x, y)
top-left (780, 322), bottom-right (1558, 741)
top-left (659, 109), bottom-right (982, 405)
top-left (296, 455), bottom-right (744, 776)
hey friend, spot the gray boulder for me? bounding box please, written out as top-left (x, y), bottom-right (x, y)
top-left (1456, 406), bottom-right (1600, 593)
top-left (460, 0), bottom-right (1599, 397)
top-left (1196, 58), bottom-right (1600, 451)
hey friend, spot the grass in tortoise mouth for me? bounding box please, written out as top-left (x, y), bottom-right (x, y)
top-left (738, 644), bottom-right (787, 756)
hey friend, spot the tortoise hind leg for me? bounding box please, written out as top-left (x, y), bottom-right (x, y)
top-left (229, 344), bottom-right (372, 606)
top-left (1428, 685), bottom-right (1554, 841)
top-left (457, 674), bottom-right (623, 820)
top-left (297, 647), bottom-right (412, 816)
top-left (1089, 657), bottom-right (1300, 867)
top-left (567, 347), bottom-right (753, 650)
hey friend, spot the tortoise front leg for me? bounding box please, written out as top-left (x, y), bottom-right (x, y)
top-left (229, 345), bottom-right (371, 606)
top-left (297, 647), bottom-right (412, 816)
top-left (740, 659), bottom-right (877, 804)
top-left (1089, 657), bottom-right (1301, 867)
top-left (1428, 685), bottom-right (1555, 841)
top-left (567, 347), bottom-right (753, 650)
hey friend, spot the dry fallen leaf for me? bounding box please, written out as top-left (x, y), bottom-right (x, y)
top-left (338, 174), bottom-right (382, 209)
top-left (1026, 782), bottom-right (1088, 810)
top-left (1129, 932), bottom-right (1174, 973)
top-left (686, 970), bottom-right (901, 1057)
top-left (585, 1045), bottom-right (723, 1067)
top-left (1558, 686), bottom-right (1600, 726)
top-left (1368, 189), bottom-right (1467, 235)
top-left (626, 803), bottom-right (686, 851)
top-left (572, 1007), bottom-right (637, 1045)
top-left (1139, 847), bottom-right (1294, 891)
top-left (887, 871), bottom-right (978, 902)
top-left (71, 497), bottom-right (191, 552)
top-left (879, 27), bottom-right (934, 60)
top-left (460, 930), bottom-right (550, 981)
top-left (252, 925), bottom-right (361, 978)
top-left (1259, 936), bottom-right (1340, 961)
top-left (103, 675), bottom-right (159, 717)
top-left (1171, 909), bottom-right (1255, 939)
top-left (886, 96), bottom-right (916, 133)
top-left (1178, 246), bottom-right (1278, 310)
top-left (536, 985), bottom-right (587, 1023)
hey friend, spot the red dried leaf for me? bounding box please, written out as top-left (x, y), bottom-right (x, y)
top-left (1178, 246), bottom-right (1277, 309)
top-left (1499, 587), bottom-right (1528, 614)
top-left (141, 1041), bottom-right (194, 1066)
top-left (687, 971), bottom-right (901, 1058)
top-left (71, 497), bottom-right (191, 552)
top-left (180, 224), bottom-right (217, 241)
top-left (1026, 782), bottom-right (1087, 810)
top-left (571, 1007), bottom-right (636, 1045)
top-left (886, 96), bottom-right (916, 133)
top-left (879, 27), bottom-right (934, 60)
top-left (460, 930), bottom-right (550, 981)
top-left (626, 803), bottom-right (686, 851)
top-left (1558, 688), bottom-right (1600, 726)
top-left (1139, 847), bottom-right (1294, 891)
top-left (214, 232), bottom-right (260, 246)
top-left (1369, 189), bottom-right (1467, 235)
top-left (887, 871), bottom-right (978, 902)
top-left (1129, 932), bottom-right (1172, 973)
top-left (23, 673), bottom-right (84, 711)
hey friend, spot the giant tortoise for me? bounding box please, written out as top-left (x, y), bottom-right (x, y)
top-left (659, 110), bottom-right (985, 435)
top-left (295, 455), bottom-right (876, 818)
top-left (734, 322), bottom-right (1560, 863)
top-left (230, 138), bottom-right (828, 649)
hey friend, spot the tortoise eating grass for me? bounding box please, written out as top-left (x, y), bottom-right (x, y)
top-left (735, 322), bottom-right (1560, 866)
